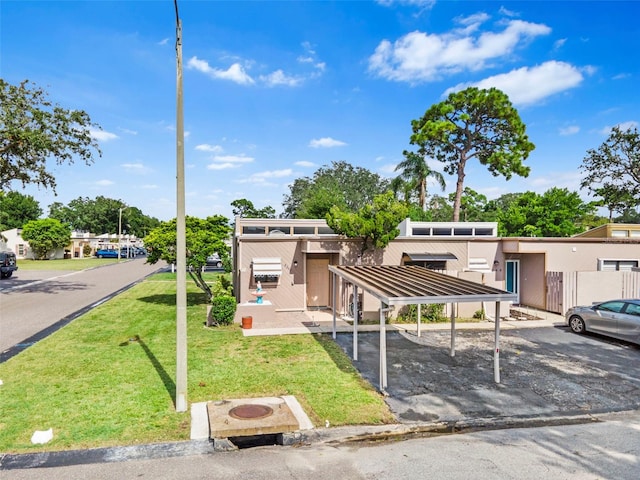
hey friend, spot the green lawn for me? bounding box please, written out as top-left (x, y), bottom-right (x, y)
top-left (0, 273), bottom-right (393, 453)
top-left (16, 258), bottom-right (119, 271)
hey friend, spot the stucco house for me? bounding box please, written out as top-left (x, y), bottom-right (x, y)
top-left (1, 228), bottom-right (142, 260)
top-left (232, 217), bottom-right (640, 320)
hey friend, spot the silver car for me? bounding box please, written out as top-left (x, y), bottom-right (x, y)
top-left (566, 299), bottom-right (640, 344)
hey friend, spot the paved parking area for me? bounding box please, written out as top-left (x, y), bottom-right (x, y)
top-left (334, 324), bottom-right (640, 424)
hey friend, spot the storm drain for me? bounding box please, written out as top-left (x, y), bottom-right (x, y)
top-left (207, 397), bottom-right (305, 450)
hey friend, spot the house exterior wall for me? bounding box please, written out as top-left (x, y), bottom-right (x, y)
top-left (233, 218), bottom-right (640, 318)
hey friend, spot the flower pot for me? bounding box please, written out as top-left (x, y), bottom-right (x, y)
top-left (241, 316), bottom-right (253, 329)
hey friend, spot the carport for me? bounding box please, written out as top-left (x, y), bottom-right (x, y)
top-left (329, 265), bottom-right (518, 391)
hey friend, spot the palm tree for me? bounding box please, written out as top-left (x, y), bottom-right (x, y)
top-left (394, 150), bottom-right (446, 211)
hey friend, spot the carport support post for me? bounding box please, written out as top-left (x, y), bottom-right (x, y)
top-left (379, 303), bottom-right (388, 390)
top-left (417, 304), bottom-right (422, 337)
top-left (332, 274), bottom-right (337, 339)
top-left (494, 301), bottom-right (501, 383)
top-left (450, 303), bottom-right (456, 357)
top-left (353, 285), bottom-right (358, 361)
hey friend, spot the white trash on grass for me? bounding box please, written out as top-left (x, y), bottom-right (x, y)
top-left (31, 428), bottom-right (54, 444)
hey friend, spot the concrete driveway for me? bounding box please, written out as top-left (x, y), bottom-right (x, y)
top-left (334, 322), bottom-right (640, 424)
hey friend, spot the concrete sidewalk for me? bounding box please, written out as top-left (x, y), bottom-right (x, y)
top-left (240, 306), bottom-right (566, 337)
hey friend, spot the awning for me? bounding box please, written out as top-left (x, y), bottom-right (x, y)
top-left (403, 252), bottom-right (457, 262)
top-left (252, 257), bottom-right (282, 276)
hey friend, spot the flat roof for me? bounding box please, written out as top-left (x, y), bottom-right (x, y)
top-left (329, 265), bottom-right (517, 306)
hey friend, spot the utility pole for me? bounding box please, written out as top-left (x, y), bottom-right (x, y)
top-left (174, 0), bottom-right (187, 413)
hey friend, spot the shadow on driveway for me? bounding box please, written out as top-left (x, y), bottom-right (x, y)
top-left (334, 325), bottom-right (640, 424)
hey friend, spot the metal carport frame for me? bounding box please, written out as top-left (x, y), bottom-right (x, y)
top-left (329, 265), bottom-right (518, 391)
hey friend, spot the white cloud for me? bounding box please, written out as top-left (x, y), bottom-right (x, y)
top-left (195, 144), bottom-right (224, 153)
top-left (368, 19), bottom-right (551, 83)
top-left (94, 179), bottom-right (114, 186)
top-left (309, 137), bottom-right (347, 148)
top-left (376, 0), bottom-right (436, 8)
top-left (238, 169), bottom-right (293, 184)
top-left (90, 129), bottom-right (118, 141)
top-left (212, 154), bottom-right (254, 163)
top-left (559, 125), bottom-right (579, 136)
top-left (378, 163), bottom-right (398, 174)
top-left (259, 70), bottom-right (302, 87)
top-left (187, 56), bottom-right (255, 85)
top-left (445, 61), bottom-right (584, 106)
top-left (295, 160), bottom-right (315, 167)
top-left (207, 162), bottom-right (238, 171)
top-left (118, 127), bottom-right (137, 135)
top-left (158, 38), bottom-right (169, 46)
top-left (121, 163), bottom-right (151, 174)
top-left (599, 121), bottom-right (639, 135)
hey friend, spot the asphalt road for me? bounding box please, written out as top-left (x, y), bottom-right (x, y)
top-left (0, 258), bottom-right (166, 359)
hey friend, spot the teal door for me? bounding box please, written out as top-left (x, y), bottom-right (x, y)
top-left (505, 260), bottom-right (520, 304)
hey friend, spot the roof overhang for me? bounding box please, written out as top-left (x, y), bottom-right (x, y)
top-left (402, 252), bottom-right (457, 262)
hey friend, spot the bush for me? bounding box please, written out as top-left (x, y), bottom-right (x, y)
top-left (395, 303), bottom-right (445, 323)
top-left (211, 295), bottom-right (236, 326)
top-left (83, 244), bottom-right (92, 257)
top-left (212, 275), bottom-right (233, 297)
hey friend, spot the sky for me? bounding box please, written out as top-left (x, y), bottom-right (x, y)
top-left (2, 0), bottom-right (639, 222)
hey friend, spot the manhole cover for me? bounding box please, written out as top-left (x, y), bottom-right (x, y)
top-left (229, 404), bottom-right (274, 420)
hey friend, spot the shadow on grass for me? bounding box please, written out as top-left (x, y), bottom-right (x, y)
top-left (122, 336), bottom-right (177, 406)
top-left (137, 292), bottom-right (208, 306)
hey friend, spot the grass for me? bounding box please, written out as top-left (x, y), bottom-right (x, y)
top-left (16, 258), bottom-right (119, 271)
top-left (0, 273), bottom-right (393, 453)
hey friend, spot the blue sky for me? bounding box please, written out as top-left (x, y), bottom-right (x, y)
top-left (2, 0), bottom-right (639, 222)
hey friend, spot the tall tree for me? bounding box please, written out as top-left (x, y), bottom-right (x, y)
top-left (0, 79), bottom-right (101, 192)
top-left (410, 87), bottom-right (534, 222)
top-left (21, 218), bottom-right (71, 259)
top-left (49, 196), bottom-right (159, 236)
top-left (0, 191), bottom-right (42, 230)
top-left (283, 161), bottom-right (390, 219)
top-left (326, 191), bottom-right (408, 255)
top-left (231, 198), bottom-right (276, 218)
top-left (394, 150), bottom-right (446, 211)
top-left (495, 188), bottom-right (596, 237)
top-left (580, 126), bottom-right (640, 217)
top-left (144, 215), bottom-right (231, 301)
top-left (448, 187), bottom-right (488, 222)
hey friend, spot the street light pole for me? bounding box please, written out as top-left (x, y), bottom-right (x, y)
top-left (174, 0), bottom-right (188, 413)
top-left (118, 207), bottom-right (123, 261)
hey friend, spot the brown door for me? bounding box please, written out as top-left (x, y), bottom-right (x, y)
top-left (307, 257), bottom-right (330, 308)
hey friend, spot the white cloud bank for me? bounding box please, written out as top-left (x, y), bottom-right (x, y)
top-left (309, 137), bottom-right (347, 148)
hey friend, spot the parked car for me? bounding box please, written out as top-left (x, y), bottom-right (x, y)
top-left (95, 249), bottom-right (120, 259)
top-left (566, 299), bottom-right (640, 345)
top-left (206, 254), bottom-right (223, 268)
top-left (0, 251), bottom-right (18, 279)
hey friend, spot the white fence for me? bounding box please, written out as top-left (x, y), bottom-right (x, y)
top-left (546, 271), bottom-right (640, 314)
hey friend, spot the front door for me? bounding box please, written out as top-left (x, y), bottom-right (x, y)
top-left (506, 260), bottom-right (520, 304)
top-left (307, 257), bottom-right (330, 308)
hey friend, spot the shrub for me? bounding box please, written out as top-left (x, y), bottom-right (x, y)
top-left (395, 303), bottom-right (445, 323)
top-left (212, 275), bottom-right (233, 297)
top-left (83, 244), bottom-right (92, 257)
top-left (211, 295), bottom-right (236, 326)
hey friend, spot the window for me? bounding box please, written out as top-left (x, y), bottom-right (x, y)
top-left (17, 244), bottom-right (25, 256)
top-left (317, 226), bottom-right (335, 235)
top-left (597, 301), bottom-right (625, 313)
top-left (625, 303), bottom-right (640, 317)
top-left (293, 226), bottom-right (315, 235)
top-left (243, 226), bottom-right (266, 235)
top-left (598, 259), bottom-right (639, 271)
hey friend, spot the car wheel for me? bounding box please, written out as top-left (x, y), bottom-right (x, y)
top-left (216, 261), bottom-right (222, 268)
top-left (569, 315), bottom-right (586, 334)
top-left (98, 254), bottom-right (104, 258)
